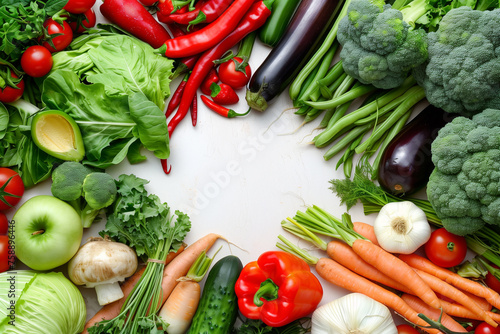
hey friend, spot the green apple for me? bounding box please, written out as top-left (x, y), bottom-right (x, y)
top-left (13, 195), bottom-right (83, 271)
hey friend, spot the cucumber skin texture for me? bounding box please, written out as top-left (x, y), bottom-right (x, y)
top-left (187, 255), bottom-right (243, 334)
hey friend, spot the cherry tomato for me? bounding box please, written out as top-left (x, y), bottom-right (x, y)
top-left (0, 168), bottom-right (25, 211)
top-left (0, 212), bottom-right (7, 235)
top-left (0, 235), bottom-right (10, 273)
top-left (68, 8), bottom-right (97, 33)
top-left (20, 45), bottom-right (53, 77)
top-left (475, 322), bottom-right (500, 334)
top-left (424, 228), bottom-right (467, 268)
top-left (63, 0), bottom-right (96, 14)
top-left (397, 324), bottom-right (420, 334)
top-left (484, 264), bottom-right (500, 294)
top-left (42, 19), bottom-right (74, 53)
top-left (0, 72), bottom-right (24, 103)
top-left (218, 56), bottom-right (252, 89)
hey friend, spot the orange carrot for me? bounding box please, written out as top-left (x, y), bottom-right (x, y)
top-left (462, 290), bottom-right (492, 311)
top-left (437, 298), bottom-right (500, 323)
top-left (413, 268), bottom-right (497, 327)
top-left (326, 240), bottom-right (412, 294)
top-left (351, 239), bottom-right (442, 309)
top-left (400, 253), bottom-right (500, 309)
top-left (353, 221), bottom-right (379, 246)
top-left (314, 257), bottom-right (441, 334)
top-left (83, 245), bottom-right (185, 333)
top-left (401, 294), bottom-right (468, 333)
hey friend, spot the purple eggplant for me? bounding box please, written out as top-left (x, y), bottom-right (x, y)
top-left (377, 104), bottom-right (456, 196)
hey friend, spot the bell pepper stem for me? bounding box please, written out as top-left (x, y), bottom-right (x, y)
top-left (253, 278), bottom-right (279, 307)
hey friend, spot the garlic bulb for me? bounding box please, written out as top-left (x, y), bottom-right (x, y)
top-left (311, 293), bottom-right (397, 334)
top-left (374, 201), bottom-right (431, 254)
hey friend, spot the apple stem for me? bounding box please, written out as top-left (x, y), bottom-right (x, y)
top-left (32, 229), bottom-right (45, 235)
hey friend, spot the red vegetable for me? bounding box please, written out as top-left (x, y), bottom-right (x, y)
top-left (42, 19), bottom-right (74, 52)
top-left (166, 74), bottom-right (189, 117)
top-left (218, 56), bottom-right (252, 89)
top-left (210, 82), bottom-right (239, 105)
top-left (200, 95), bottom-right (249, 118)
top-left (0, 213), bottom-right (8, 235)
top-left (0, 71), bottom-right (24, 103)
top-left (169, 0), bottom-right (234, 26)
top-left (234, 251), bottom-right (323, 327)
top-left (168, 0), bottom-right (273, 135)
top-left (485, 265), bottom-right (500, 294)
top-left (0, 168), bottom-right (25, 211)
top-left (424, 228), bottom-right (467, 268)
top-left (161, 0), bottom-right (256, 58)
top-left (21, 45), bottom-right (53, 78)
top-left (190, 92), bottom-right (198, 126)
top-left (397, 324), bottom-right (420, 334)
top-left (0, 235), bottom-right (11, 273)
top-left (200, 68), bottom-right (219, 95)
top-left (68, 8), bottom-right (97, 33)
top-left (100, 0), bottom-right (172, 48)
top-left (63, 0), bottom-right (96, 14)
top-left (475, 322), bottom-right (500, 334)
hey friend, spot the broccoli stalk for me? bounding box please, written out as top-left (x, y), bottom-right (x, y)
top-left (51, 162), bottom-right (117, 228)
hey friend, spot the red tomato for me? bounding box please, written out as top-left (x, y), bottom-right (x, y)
top-left (0, 72), bottom-right (24, 103)
top-left (63, 0), bottom-right (96, 14)
top-left (42, 19), bottom-right (74, 53)
top-left (20, 45), bottom-right (53, 77)
top-left (0, 212), bottom-right (7, 235)
top-left (218, 56), bottom-right (252, 89)
top-left (0, 235), bottom-right (10, 273)
top-left (201, 68), bottom-right (219, 96)
top-left (475, 322), bottom-right (500, 334)
top-left (68, 8), bottom-right (97, 33)
top-left (424, 228), bottom-right (467, 267)
top-left (484, 264), bottom-right (500, 294)
top-left (397, 324), bottom-right (420, 334)
top-left (0, 168), bottom-right (25, 211)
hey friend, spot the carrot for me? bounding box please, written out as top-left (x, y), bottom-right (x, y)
top-left (437, 298), bottom-right (500, 323)
top-left (400, 253), bottom-right (500, 309)
top-left (413, 268), bottom-right (497, 327)
top-left (351, 239), bottom-right (442, 309)
top-left (83, 245), bottom-right (185, 333)
top-left (462, 290), bottom-right (492, 311)
top-left (401, 294), bottom-right (468, 333)
top-left (326, 240), bottom-right (413, 294)
top-left (353, 221), bottom-right (379, 246)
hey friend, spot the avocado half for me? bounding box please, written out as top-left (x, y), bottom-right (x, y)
top-left (31, 110), bottom-right (85, 161)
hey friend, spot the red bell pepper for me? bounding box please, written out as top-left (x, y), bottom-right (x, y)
top-left (235, 251), bottom-right (323, 327)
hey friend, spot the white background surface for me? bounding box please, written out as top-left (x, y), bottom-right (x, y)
top-left (10, 2), bottom-right (413, 327)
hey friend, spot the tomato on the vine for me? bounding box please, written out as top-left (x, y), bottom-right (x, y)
top-left (63, 0), bottom-right (96, 14)
top-left (424, 228), bottom-right (467, 267)
top-left (218, 56), bottom-right (252, 89)
top-left (397, 324), bottom-right (420, 334)
top-left (42, 19), bottom-right (74, 53)
top-left (21, 45), bottom-right (53, 77)
top-left (0, 235), bottom-right (10, 273)
top-left (68, 8), bottom-right (97, 33)
top-left (0, 212), bottom-right (8, 235)
top-left (0, 168), bottom-right (25, 211)
top-left (475, 322), bottom-right (500, 334)
top-left (0, 72), bottom-right (24, 103)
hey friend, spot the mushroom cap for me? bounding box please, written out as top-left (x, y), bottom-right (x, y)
top-left (68, 238), bottom-right (138, 287)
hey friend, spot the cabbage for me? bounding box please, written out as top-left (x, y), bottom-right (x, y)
top-left (0, 271), bottom-right (86, 334)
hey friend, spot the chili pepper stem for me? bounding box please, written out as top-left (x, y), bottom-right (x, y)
top-left (228, 107), bottom-right (251, 118)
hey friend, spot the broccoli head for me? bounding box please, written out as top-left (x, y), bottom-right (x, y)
top-left (51, 162), bottom-right (117, 228)
top-left (413, 7), bottom-right (500, 116)
top-left (337, 0), bottom-right (428, 89)
top-left (427, 109), bottom-right (500, 235)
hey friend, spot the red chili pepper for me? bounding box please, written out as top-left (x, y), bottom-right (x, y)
top-left (201, 68), bottom-right (219, 95)
top-left (100, 0), bottom-right (172, 48)
top-left (200, 95), bottom-right (249, 118)
top-left (160, 0), bottom-right (256, 58)
top-left (157, 0), bottom-right (176, 23)
top-left (234, 251), bottom-right (323, 327)
top-left (167, 0), bottom-right (273, 136)
top-left (167, 23), bottom-right (201, 76)
top-left (210, 82), bottom-right (239, 105)
top-left (166, 73), bottom-right (189, 117)
top-left (190, 91), bottom-right (198, 126)
top-left (169, 0), bottom-right (234, 27)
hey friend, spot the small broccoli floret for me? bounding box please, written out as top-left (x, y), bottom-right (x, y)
top-left (50, 162), bottom-right (117, 228)
top-left (337, 0), bottom-right (428, 89)
top-left (427, 108), bottom-right (500, 235)
top-left (414, 7), bottom-right (500, 115)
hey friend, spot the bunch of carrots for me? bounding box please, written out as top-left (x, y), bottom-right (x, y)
top-left (278, 206), bottom-right (500, 333)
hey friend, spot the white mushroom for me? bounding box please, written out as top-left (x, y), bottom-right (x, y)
top-left (68, 237), bottom-right (138, 305)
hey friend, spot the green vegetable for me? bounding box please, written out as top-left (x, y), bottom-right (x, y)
top-left (233, 318), bottom-right (312, 334)
top-left (413, 7), bottom-right (500, 116)
top-left (50, 161), bottom-right (117, 228)
top-left (258, 0), bottom-right (303, 47)
top-left (0, 270), bottom-right (86, 334)
top-left (89, 174), bottom-right (191, 334)
top-left (188, 255), bottom-right (243, 334)
top-left (426, 108), bottom-right (500, 236)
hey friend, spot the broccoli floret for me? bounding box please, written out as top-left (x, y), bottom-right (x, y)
top-left (427, 108), bottom-right (500, 235)
top-left (414, 7), bottom-right (500, 116)
top-left (51, 162), bottom-right (117, 228)
top-left (337, 0), bottom-right (428, 89)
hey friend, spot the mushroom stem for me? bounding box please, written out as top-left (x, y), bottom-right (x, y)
top-left (95, 282), bottom-right (124, 305)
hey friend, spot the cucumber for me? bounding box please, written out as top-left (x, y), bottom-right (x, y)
top-left (187, 255), bottom-right (243, 334)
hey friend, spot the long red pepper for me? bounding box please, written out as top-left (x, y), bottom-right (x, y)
top-left (191, 92), bottom-right (198, 126)
top-left (168, 0), bottom-right (274, 135)
top-left (200, 95), bottom-right (250, 118)
top-left (100, 0), bottom-right (172, 48)
top-left (167, 23), bottom-right (200, 76)
top-left (160, 0), bottom-right (256, 58)
top-left (165, 73), bottom-right (189, 117)
top-left (169, 0), bottom-right (234, 26)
